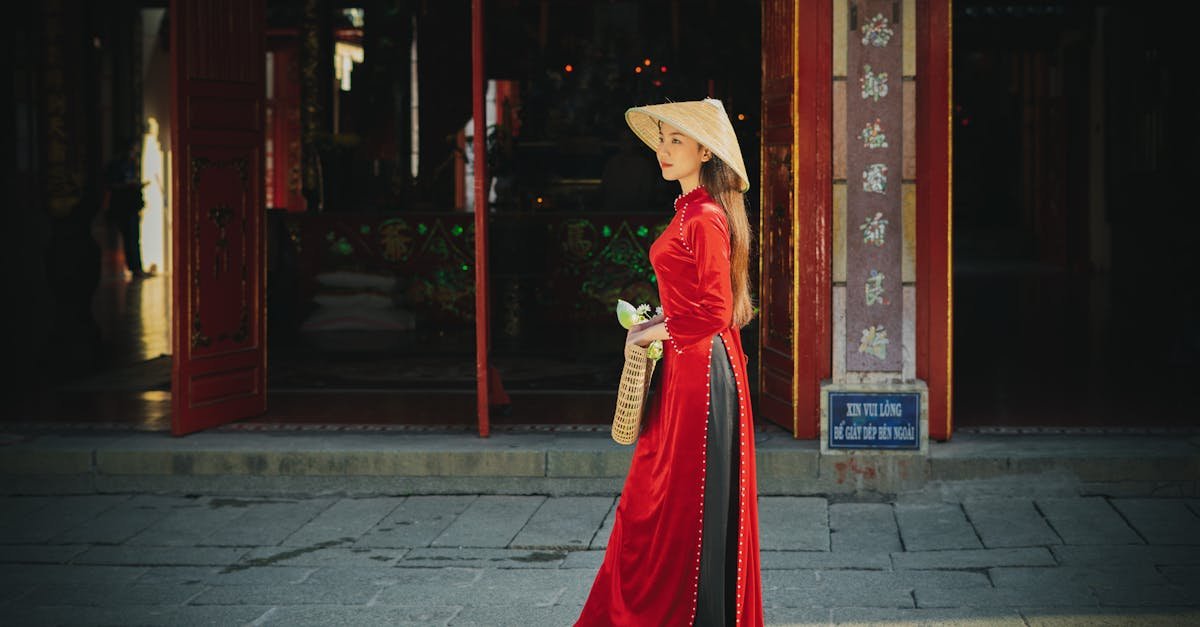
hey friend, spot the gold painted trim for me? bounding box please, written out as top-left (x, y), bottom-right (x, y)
top-left (792, 0), bottom-right (802, 437)
top-left (945, 0), bottom-right (954, 438)
top-left (902, 182), bottom-right (916, 283)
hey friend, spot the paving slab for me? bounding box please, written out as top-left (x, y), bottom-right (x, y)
top-left (561, 549), bottom-right (605, 570)
top-left (1051, 545), bottom-right (1200, 567)
top-left (0, 495), bottom-right (127, 544)
top-left (0, 496), bottom-right (56, 529)
top-left (896, 569), bottom-right (992, 590)
top-left (831, 607), bottom-right (1026, 626)
top-left (136, 565), bottom-right (315, 586)
top-left (1111, 498), bottom-right (1200, 545)
top-left (262, 604), bottom-right (463, 626)
top-left (962, 498), bottom-right (1062, 548)
top-left (892, 547), bottom-right (1056, 569)
top-left (760, 497), bottom-right (830, 551)
top-left (760, 550), bottom-right (891, 570)
top-left (761, 569), bottom-right (914, 608)
top-left (4, 489), bottom-right (1200, 624)
top-left (2, 605), bottom-right (272, 627)
top-left (894, 503), bottom-right (981, 551)
top-left (368, 567), bottom-right (490, 606)
top-left (301, 565), bottom-right (481, 591)
top-left (760, 606), bottom-right (832, 625)
top-left (201, 497), bottom-right (335, 546)
top-left (431, 495), bottom-right (545, 548)
top-left (450, 603), bottom-right (583, 626)
top-left (237, 544), bottom-right (404, 568)
top-left (543, 568), bottom-right (604, 607)
top-left (1091, 583), bottom-right (1197, 607)
top-left (898, 473), bottom-right (1083, 503)
top-left (281, 497), bottom-right (403, 546)
top-left (51, 494), bottom-right (179, 545)
top-left (510, 496), bottom-right (614, 549)
top-left (991, 564), bottom-right (1166, 589)
top-left (355, 495), bottom-right (475, 548)
top-left (73, 545), bottom-right (250, 566)
top-left (0, 474), bottom-right (97, 495)
top-left (450, 567), bottom-right (577, 608)
top-left (1021, 607), bottom-right (1200, 626)
top-left (1034, 497), bottom-right (1142, 545)
top-left (1157, 564), bottom-right (1200, 587)
top-left (20, 582), bottom-right (205, 607)
top-left (0, 584), bottom-right (33, 607)
top-left (589, 495), bottom-right (619, 550)
top-left (0, 544), bottom-right (89, 564)
top-left (190, 582), bottom-right (378, 605)
top-left (0, 564), bottom-right (148, 587)
top-left (829, 503), bottom-right (901, 552)
top-left (915, 582), bottom-right (1096, 608)
top-left (125, 496), bottom-right (256, 547)
top-left (401, 547), bottom-right (566, 568)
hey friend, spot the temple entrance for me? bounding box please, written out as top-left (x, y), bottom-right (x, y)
top-left (952, 1), bottom-right (1199, 428)
top-left (30, 1), bottom-right (766, 434)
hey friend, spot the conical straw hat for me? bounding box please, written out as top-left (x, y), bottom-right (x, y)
top-left (625, 97), bottom-right (750, 193)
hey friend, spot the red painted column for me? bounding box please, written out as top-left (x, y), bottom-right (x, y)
top-left (472, 0), bottom-right (491, 437)
top-left (916, 0), bottom-right (953, 440)
top-left (794, 0), bottom-right (833, 439)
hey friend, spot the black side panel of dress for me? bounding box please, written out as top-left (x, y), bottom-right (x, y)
top-left (694, 335), bottom-right (739, 627)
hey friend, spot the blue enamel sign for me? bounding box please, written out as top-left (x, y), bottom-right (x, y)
top-left (828, 392), bottom-right (920, 450)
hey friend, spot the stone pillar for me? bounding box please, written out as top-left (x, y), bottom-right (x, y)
top-left (823, 0), bottom-right (927, 455)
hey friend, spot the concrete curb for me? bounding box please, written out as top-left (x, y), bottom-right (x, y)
top-left (0, 430), bottom-right (1196, 497)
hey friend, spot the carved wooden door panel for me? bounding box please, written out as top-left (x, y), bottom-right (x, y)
top-left (759, 0), bottom-right (831, 438)
top-left (170, 0), bottom-right (267, 435)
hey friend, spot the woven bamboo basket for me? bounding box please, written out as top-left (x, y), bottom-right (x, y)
top-left (612, 342), bottom-right (657, 445)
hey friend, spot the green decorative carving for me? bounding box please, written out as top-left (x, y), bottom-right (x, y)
top-left (557, 219), bottom-right (665, 320)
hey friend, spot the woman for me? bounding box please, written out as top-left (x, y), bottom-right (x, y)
top-left (576, 98), bottom-right (763, 626)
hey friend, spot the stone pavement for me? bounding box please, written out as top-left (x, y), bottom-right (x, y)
top-left (2, 490), bottom-right (1199, 626)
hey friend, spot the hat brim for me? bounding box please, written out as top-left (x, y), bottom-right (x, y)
top-left (625, 102), bottom-right (750, 193)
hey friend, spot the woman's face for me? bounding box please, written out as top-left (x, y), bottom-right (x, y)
top-left (655, 121), bottom-right (709, 184)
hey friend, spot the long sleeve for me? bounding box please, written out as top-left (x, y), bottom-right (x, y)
top-left (664, 209), bottom-right (733, 350)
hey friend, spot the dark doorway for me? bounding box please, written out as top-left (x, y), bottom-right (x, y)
top-left (16, 1), bottom-right (764, 431)
top-left (952, 1), bottom-right (1199, 428)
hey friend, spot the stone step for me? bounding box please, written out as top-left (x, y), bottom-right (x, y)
top-left (0, 428), bottom-right (1196, 497)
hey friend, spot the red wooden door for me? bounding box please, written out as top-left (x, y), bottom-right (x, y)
top-left (170, 0), bottom-right (267, 436)
top-left (759, 0), bottom-right (832, 438)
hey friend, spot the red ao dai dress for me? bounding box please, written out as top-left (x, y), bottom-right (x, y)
top-left (576, 185), bottom-right (764, 627)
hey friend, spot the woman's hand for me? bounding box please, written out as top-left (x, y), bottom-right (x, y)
top-left (630, 313), bottom-right (664, 332)
top-left (626, 326), bottom-right (650, 348)
top-left (626, 319), bottom-right (670, 348)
